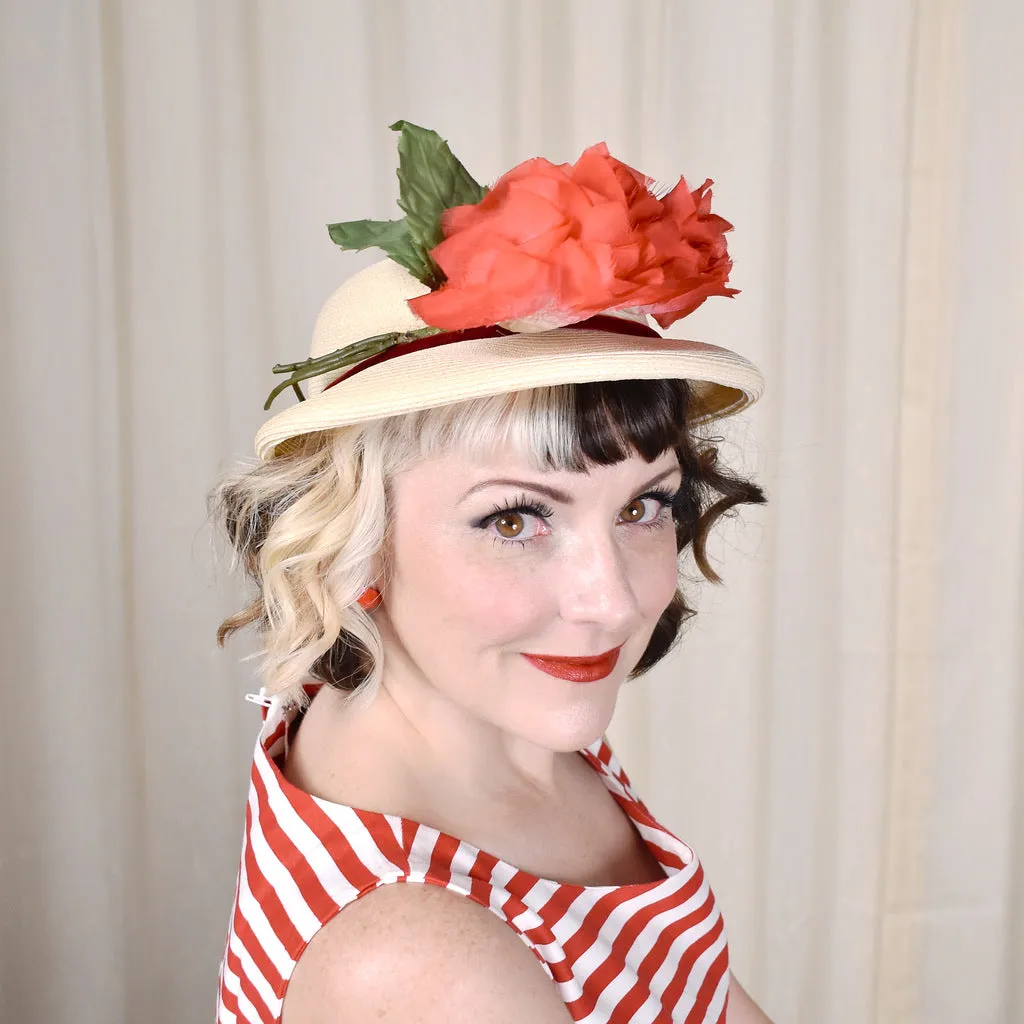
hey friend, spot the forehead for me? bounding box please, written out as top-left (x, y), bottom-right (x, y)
top-left (395, 443), bottom-right (681, 496)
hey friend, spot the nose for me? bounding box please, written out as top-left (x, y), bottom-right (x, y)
top-left (554, 531), bottom-right (638, 629)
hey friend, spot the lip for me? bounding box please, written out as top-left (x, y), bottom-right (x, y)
top-left (521, 644), bottom-right (624, 683)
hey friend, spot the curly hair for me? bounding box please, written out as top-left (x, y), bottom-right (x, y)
top-left (206, 379), bottom-right (768, 709)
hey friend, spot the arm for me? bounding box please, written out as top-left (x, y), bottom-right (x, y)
top-left (728, 974), bottom-right (776, 1023)
top-left (282, 881), bottom-right (574, 1023)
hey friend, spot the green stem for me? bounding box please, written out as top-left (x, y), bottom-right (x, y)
top-left (263, 327), bottom-right (441, 410)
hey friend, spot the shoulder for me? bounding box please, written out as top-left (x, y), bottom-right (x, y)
top-left (281, 881), bottom-right (574, 1024)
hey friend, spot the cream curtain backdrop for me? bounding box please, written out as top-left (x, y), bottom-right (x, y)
top-left (1, 1), bottom-right (1021, 1022)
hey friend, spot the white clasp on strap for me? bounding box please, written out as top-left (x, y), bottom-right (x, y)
top-left (244, 691), bottom-right (274, 709)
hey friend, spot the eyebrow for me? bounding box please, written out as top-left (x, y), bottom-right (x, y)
top-left (457, 466), bottom-right (683, 506)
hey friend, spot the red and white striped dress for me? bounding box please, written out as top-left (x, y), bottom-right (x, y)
top-left (217, 688), bottom-right (731, 1023)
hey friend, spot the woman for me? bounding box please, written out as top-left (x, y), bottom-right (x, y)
top-left (208, 122), bottom-right (774, 1023)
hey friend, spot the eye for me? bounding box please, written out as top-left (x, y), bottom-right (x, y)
top-left (476, 487), bottom-right (678, 549)
top-left (478, 493), bottom-right (554, 547)
top-left (620, 495), bottom-right (667, 525)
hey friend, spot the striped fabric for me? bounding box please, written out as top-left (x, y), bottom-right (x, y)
top-left (217, 690), bottom-right (730, 1023)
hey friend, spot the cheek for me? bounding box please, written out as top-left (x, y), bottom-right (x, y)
top-left (634, 534), bottom-right (682, 612)
top-left (445, 564), bottom-right (552, 642)
top-left (397, 530), bottom-right (552, 641)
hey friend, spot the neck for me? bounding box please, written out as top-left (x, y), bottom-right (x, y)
top-left (319, 672), bottom-right (578, 809)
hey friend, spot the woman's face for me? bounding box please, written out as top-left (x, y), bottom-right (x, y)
top-left (373, 443), bottom-right (684, 753)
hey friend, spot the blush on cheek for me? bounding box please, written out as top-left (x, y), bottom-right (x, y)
top-left (451, 572), bottom-right (546, 636)
top-left (491, 590), bottom-right (542, 630)
top-left (637, 570), bottom-right (679, 626)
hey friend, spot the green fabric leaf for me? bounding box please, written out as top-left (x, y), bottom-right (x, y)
top-left (326, 217), bottom-right (433, 284)
top-left (389, 119), bottom-right (487, 258)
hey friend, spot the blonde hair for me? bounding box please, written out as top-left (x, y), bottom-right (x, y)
top-left (206, 380), bottom-right (767, 709)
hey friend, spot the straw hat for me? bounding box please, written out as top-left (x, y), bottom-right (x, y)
top-left (253, 122), bottom-right (764, 462)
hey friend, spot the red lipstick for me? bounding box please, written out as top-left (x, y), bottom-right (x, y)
top-left (521, 644), bottom-right (623, 682)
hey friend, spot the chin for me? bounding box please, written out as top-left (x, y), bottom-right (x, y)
top-left (542, 703), bottom-right (617, 752)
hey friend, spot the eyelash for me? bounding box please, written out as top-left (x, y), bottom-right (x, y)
top-left (477, 486), bottom-right (680, 549)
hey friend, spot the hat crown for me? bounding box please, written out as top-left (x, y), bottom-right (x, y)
top-left (306, 259), bottom-right (432, 399)
top-left (304, 258), bottom-right (655, 400)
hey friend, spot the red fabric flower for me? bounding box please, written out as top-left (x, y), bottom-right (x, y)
top-left (407, 142), bottom-right (738, 332)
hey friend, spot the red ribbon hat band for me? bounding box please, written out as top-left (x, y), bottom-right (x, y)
top-left (323, 314), bottom-right (662, 392)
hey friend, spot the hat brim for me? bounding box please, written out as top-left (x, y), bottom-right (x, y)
top-left (254, 328), bottom-right (764, 461)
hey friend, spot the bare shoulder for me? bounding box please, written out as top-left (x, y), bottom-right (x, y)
top-left (281, 881), bottom-right (574, 1024)
top-left (728, 974), bottom-right (776, 1023)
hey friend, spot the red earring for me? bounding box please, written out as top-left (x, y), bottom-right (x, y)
top-left (357, 587), bottom-right (382, 610)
